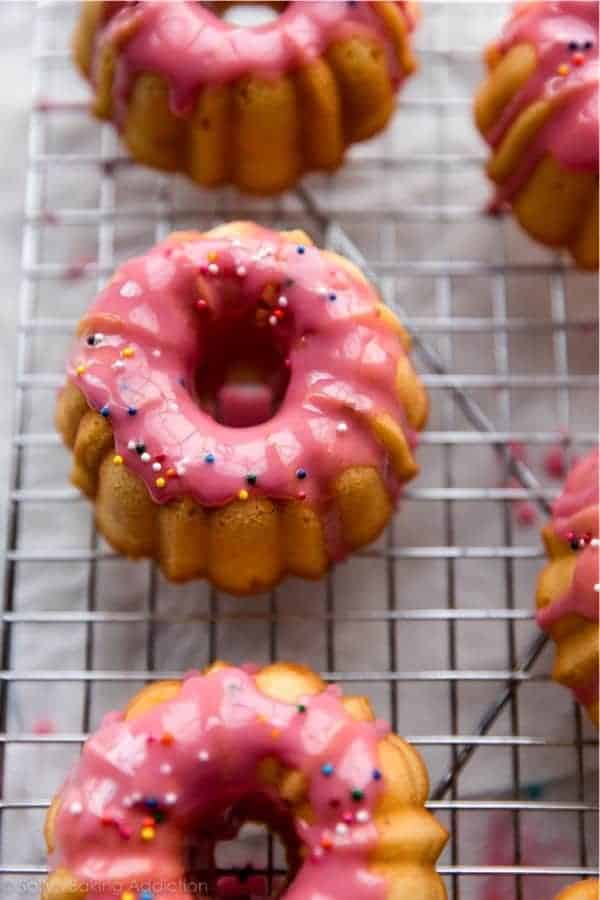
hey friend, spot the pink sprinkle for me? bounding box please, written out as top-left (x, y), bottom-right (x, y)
top-left (543, 445), bottom-right (568, 481)
top-left (508, 441), bottom-right (527, 463)
top-left (342, 811), bottom-right (354, 824)
top-left (514, 500), bottom-right (537, 527)
top-left (32, 718), bottom-right (55, 735)
top-left (65, 255), bottom-right (96, 281)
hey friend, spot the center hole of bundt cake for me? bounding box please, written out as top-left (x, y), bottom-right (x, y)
top-left (185, 795), bottom-right (300, 897)
top-left (202, 2), bottom-right (288, 28)
top-left (195, 309), bottom-right (291, 428)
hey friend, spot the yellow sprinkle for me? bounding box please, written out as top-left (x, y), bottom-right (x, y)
top-left (557, 63), bottom-right (570, 76)
top-left (207, 250), bottom-right (218, 262)
top-left (238, 489), bottom-right (249, 501)
top-left (140, 825), bottom-right (155, 842)
top-left (156, 477), bottom-right (166, 489)
top-left (112, 455), bottom-right (123, 466)
top-left (75, 364), bottom-right (86, 376)
top-left (121, 892), bottom-right (136, 900)
top-left (121, 346), bottom-right (135, 358)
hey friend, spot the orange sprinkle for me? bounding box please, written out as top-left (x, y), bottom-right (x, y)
top-left (160, 732), bottom-right (174, 745)
top-left (207, 250), bottom-right (218, 262)
top-left (142, 816), bottom-right (155, 827)
top-left (121, 346), bottom-right (135, 358)
top-left (572, 51), bottom-right (585, 66)
top-left (320, 835), bottom-right (333, 850)
top-left (271, 729), bottom-right (281, 739)
top-left (166, 467), bottom-right (177, 478)
top-left (256, 714), bottom-right (267, 724)
top-left (557, 63), bottom-right (570, 76)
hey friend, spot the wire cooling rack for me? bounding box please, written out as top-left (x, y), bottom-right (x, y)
top-left (1, 2), bottom-right (599, 898)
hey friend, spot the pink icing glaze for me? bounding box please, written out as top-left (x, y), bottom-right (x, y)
top-left (49, 666), bottom-right (392, 900)
top-left (484, 1), bottom-right (599, 204)
top-left (66, 225), bottom-right (418, 549)
top-left (96, 1), bottom-right (417, 120)
top-left (537, 450), bottom-right (599, 695)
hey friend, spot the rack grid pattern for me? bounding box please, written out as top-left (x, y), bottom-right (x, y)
top-left (1, 3), bottom-right (598, 899)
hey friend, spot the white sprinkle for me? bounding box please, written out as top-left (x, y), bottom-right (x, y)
top-left (355, 810), bottom-right (370, 823)
top-left (595, 584), bottom-right (600, 593)
top-left (268, 315), bottom-right (277, 326)
top-left (336, 422), bottom-right (348, 434)
top-left (152, 462), bottom-right (162, 472)
top-left (168, 401), bottom-right (179, 412)
top-left (120, 280), bottom-right (142, 298)
top-left (317, 286), bottom-right (328, 296)
top-left (208, 263), bottom-right (219, 275)
top-left (278, 296), bottom-right (288, 308)
top-left (122, 796), bottom-right (133, 808)
top-left (160, 763), bottom-right (173, 775)
top-left (176, 465), bottom-right (187, 476)
top-left (164, 792), bottom-right (178, 806)
top-left (141, 452), bottom-right (151, 463)
top-left (152, 349), bottom-right (161, 358)
top-left (69, 801), bottom-right (83, 815)
top-left (236, 266), bottom-right (247, 277)
top-left (335, 823), bottom-right (348, 836)
top-left (131, 792), bottom-right (142, 804)
top-left (112, 360), bottom-right (125, 370)
top-left (591, 538), bottom-right (599, 548)
top-left (198, 750), bottom-right (209, 762)
top-left (128, 440), bottom-right (136, 450)
top-left (231, 238), bottom-right (242, 246)
top-left (95, 332), bottom-right (104, 343)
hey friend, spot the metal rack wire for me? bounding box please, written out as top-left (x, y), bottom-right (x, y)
top-left (1, 2), bottom-right (598, 898)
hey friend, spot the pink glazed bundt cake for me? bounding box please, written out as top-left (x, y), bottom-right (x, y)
top-left (474, 1), bottom-right (599, 269)
top-left (73, 1), bottom-right (419, 194)
top-left (536, 448), bottom-right (599, 726)
top-left (42, 662), bottom-right (449, 900)
top-left (56, 222), bottom-right (428, 595)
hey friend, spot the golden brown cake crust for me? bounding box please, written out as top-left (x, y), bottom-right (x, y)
top-left (555, 880), bottom-right (600, 900)
top-left (72, 1), bottom-right (419, 195)
top-left (56, 222), bottom-right (428, 595)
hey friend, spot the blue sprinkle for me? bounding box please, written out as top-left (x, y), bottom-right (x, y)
top-left (328, 292), bottom-right (337, 301)
top-left (321, 762), bottom-right (334, 777)
top-left (296, 245), bottom-right (306, 255)
top-left (295, 468), bottom-right (307, 480)
top-left (205, 453), bottom-right (215, 464)
top-left (100, 405), bottom-right (110, 418)
top-left (144, 797), bottom-right (159, 809)
top-left (372, 769), bottom-right (382, 781)
top-left (140, 892), bottom-right (154, 900)
top-left (127, 406), bottom-right (137, 416)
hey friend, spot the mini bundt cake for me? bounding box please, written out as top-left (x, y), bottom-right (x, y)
top-left (73, 1), bottom-right (419, 195)
top-left (474, 1), bottom-right (599, 269)
top-left (556, 880), bottom-right (600, 900)
top-left (42, 661), bottom-right (448, 900)
top-left (56, 222), bottom-right (428, 595)
top-left (536, 447), bottom-right (599, 726)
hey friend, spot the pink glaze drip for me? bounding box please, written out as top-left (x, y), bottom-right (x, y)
top-left (484, 1), bottom-right (599, 204)
top-left (66, 225), bottom-right (417, 526)
top-left (96, 1), bottom-right (417, 120)
top-left (50, 666), bottom-right (390, 900)
top-left (537, 447), bottom-right (599, 633)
